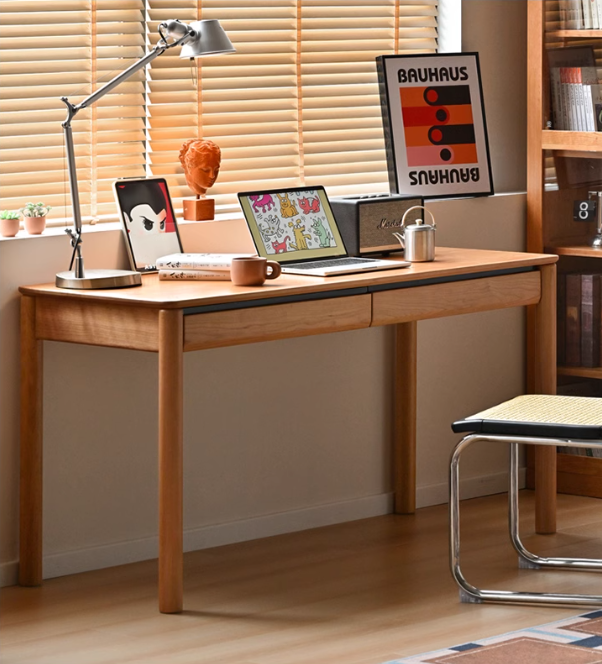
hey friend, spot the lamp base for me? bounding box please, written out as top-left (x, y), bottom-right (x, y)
top-left (56, 269), bottom-right (142, 290)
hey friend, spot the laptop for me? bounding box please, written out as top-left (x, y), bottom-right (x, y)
top-left (237, 185), bottom-right (410, 276)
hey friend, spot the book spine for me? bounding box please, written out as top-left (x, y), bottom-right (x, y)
top-left (572, 68), bottom-right (584, 131)
top-left (565, 273), bottom-right (582, 366)
top-left (570, 0), bottom-right (584, 28)
top-left (582, 67), bottom-right (600, 131)
top-left (557, 272), bottom-right (566, 366)
top-left (569, 68), bottom-right (579, 130)
top-left (375, 56), bottom-right (399, 194)
top-left (593, 84), bottom-right (602, 130)
top-left (583, 84), bottom-right (595, 131)
top-left (597, 0), bottom-right (602, 29)
top-left (591, 0), bottom-right (599, 27)
top-left (560, 68), bottom-right (573, 130)
top-left (581, 274), bottom-right (601, 367)
top-left (583, 0), bottom-right (593, 28)
top-left (156, 260), bottom-right (231, 271)
top-left (550, 68), bottom-right (564, 129)
top-left (158, 269), bottom-right (230, 281)
top-left (559, 0), bottom-right (568, 28)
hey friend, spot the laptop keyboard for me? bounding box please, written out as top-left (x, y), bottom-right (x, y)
top-left (289, 257), bottom-right (377, 270)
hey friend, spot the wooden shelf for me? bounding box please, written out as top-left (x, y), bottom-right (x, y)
top-left (527, 4), bottom-right (602, 499)
top-left (558, 365), bottom-right (602, 378)
top-left (547, 244), bottom-right (602, 258)
top-left (541, 130), bottom-right (602, 151)
top-left (548, 30), bottom-right (602, 38)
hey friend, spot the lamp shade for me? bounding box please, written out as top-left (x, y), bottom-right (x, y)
top-left (180, 20), bottom-right (235, 58)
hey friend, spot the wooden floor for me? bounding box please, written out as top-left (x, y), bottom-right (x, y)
top-left (3, 491), bottom-right (602, 664)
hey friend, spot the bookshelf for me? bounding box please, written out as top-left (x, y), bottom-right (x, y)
top-left (527, 1), bottom-right (602, 497)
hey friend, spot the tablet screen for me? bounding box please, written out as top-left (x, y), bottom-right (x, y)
top-left (113, 177), bottom-right (183, 272)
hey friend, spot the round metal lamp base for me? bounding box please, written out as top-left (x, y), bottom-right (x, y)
top-left (55, 269), bottom-right (142, 290)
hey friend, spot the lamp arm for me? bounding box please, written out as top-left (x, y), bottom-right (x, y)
top-left (58, 24), bottom-right (193, 278)
top-left (76, 44), bottom-right (168, 111)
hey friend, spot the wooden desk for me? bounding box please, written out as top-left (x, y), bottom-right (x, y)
top-left (18, 247), bottom-right (558, 613)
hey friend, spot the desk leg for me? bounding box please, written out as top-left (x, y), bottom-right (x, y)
top-left (158, 309), bottom-right (184, 613)
top-left (531, 263), bottom-right (557, 534)
top-left (20, 295), bottom-right (43, 586)
top-left (394, 321), bottom-right (417, 514)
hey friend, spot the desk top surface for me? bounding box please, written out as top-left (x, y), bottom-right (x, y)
top-left (19, 247), bottom-right (557, 309)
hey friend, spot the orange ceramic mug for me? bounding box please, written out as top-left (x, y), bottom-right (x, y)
top-left (230, 256), bottom-right (282, 286)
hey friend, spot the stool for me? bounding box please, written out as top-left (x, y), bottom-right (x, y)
top-left (449, 394), bottom-right (602, 607)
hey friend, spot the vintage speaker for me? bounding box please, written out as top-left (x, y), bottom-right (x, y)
top-left (330, 194), bottom-right (424, 256)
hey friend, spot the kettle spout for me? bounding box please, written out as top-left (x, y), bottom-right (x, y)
top-left (392, 231), bottom-right (405, 249)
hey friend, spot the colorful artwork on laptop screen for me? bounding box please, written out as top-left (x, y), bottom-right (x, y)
top-left (241, 188), bottom-right (343, 259)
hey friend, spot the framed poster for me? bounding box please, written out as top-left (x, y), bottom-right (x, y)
top-left (376, 52), bottom-right (494, 199)
top-left (113, 177), bottom-right (183, 272)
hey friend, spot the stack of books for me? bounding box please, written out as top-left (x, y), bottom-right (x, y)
top-left (549, 65), bottom-right (601, 131)
top-left (155, 253), bottom-right (253, 281)
top-left (558, 272), bottom-right (602, 368)
top-left (559, 0), bottom-right (602, 29)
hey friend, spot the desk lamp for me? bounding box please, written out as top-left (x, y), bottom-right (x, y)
top-left (56, 19), bottom-right (235, 289)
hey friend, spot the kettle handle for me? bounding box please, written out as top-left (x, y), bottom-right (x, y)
top-left (401, 205), bottom-right (436, 229)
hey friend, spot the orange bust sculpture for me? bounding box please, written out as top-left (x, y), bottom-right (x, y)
top-left (178, 139), bottom-right (221, 220)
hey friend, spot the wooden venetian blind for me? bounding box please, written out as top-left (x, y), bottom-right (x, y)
top-left (0, 0), bottom-right (147, 224)
top-left (0, 0), bottom-right (439, 223)
top-left (148, 0), bottom-right (439, 213)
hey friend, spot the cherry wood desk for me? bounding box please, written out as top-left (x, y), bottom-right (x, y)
top-left (18, 247), bottom-right (558, 613)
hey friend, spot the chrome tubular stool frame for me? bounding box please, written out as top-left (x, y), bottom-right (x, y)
top-left (449, 394), bottom-right (602, 607)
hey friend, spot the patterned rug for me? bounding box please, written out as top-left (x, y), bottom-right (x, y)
top-left (385, 611), bottom-right (602, 663)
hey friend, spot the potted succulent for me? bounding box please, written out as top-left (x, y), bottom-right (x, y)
top-left (20, 202), bottom-right (51, 235)
top-left (0, 210), bottom-right (21, 238)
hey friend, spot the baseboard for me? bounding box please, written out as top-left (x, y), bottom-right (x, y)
top-left (0, 469), bottom-right (525, 586)
top-left (0, 560), bottom-right (18, 588)
top-left (44, 493), bottom-right (396, 582)
top-left (416, 468), bottom-right (526, 509)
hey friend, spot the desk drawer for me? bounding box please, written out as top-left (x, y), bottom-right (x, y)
top-left (184, 294), bottom-right (371, 351)
top-left (372, 271), bottom-right (541, 326)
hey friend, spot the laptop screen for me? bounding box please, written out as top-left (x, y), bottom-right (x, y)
top-left (238, 186), bottom-right (347, 263)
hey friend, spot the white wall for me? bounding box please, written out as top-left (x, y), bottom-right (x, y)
top-left (0, 1), bottom-right (529, 584)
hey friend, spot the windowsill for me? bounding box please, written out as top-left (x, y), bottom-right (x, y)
top-left (0, 212), bottom-right (245, 242)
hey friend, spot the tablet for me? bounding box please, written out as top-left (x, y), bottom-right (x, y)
top-left (113, 177), bottom-right (183, 273)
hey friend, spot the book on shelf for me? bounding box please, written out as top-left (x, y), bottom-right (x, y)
top-left (582, 0), bottom-right (593, 29)
top-left (592, 84), bottom-right (602, 130)
top-left (581, 273), bottom-right (601, 367)
top-left (565, 272), bottom-right (582, 366)
top-left (566, 0), bottom-right (584, 28)
top-left (559, 272), bottom-right (602, 369)
top-left (558, 272), bottom-right (566, 366)
top-left (574, 67), bottom-right (598, 131)
top-left (155, 253), bottom-right (253, 271)
top-left (549, 66), bottom-right (599, 131)
top-left (550, 67), bottom-right (564, 129)
top-left (590, 0), bottom-right (600, 28)
top-left (158, 269), bottom-right (230, 281)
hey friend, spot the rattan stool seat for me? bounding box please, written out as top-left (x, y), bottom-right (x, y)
top-left (452, 394), bottom-right (602, 439)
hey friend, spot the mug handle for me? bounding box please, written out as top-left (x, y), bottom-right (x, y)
top-left (265, 260), bottom-right (282, 280)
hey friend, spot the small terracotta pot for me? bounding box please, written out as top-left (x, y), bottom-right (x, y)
top-left (0, 218), bottom-right (20, 238)
top-left (24, 216), bottom-right (46, 235)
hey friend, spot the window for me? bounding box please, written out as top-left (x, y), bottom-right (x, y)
top-left (0, 0), bottom-right (447, 225)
